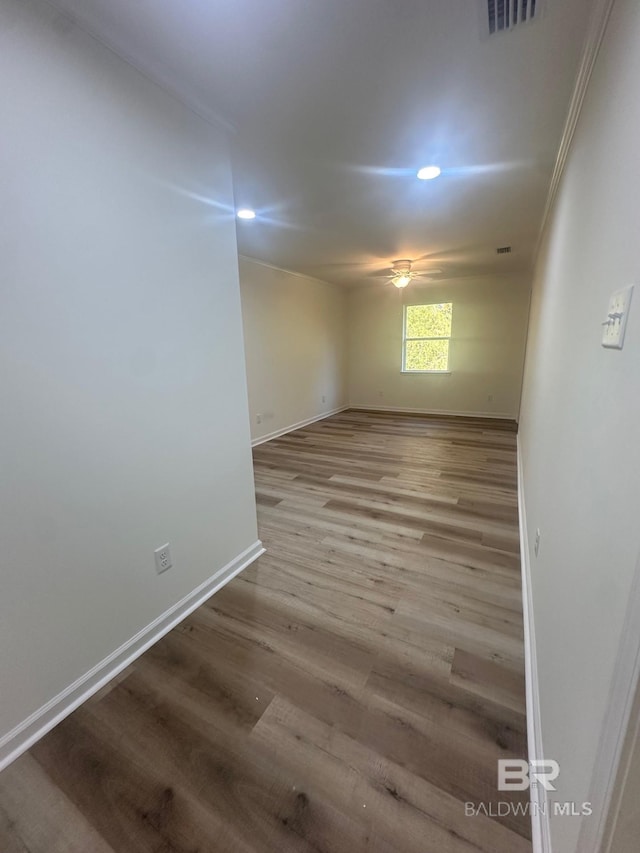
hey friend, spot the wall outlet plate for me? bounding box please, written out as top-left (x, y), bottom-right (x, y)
top-left (602, 285), bottom-right (633, 349)
top-left (154, 543), bottom-right (172, 574)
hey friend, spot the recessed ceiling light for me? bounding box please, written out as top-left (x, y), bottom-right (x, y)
top-left (237, 208), bottom-right (256, 220)
top-left (417, 166), bottom-right (441, 181)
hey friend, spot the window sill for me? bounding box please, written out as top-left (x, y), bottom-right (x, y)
top-left (401, 370), bottom-right (452, 375)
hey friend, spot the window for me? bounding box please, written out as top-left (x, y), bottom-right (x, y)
top-left (402, 302), bottom-right (453, 372)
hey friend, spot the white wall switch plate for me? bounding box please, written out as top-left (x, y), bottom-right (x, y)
top-left (154, 543), bottom-right (172, 574)
top-left (602, 284), bottom-right (634, 349)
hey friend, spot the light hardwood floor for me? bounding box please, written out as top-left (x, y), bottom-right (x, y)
top-left (0, 410), bottom-right (531, 852)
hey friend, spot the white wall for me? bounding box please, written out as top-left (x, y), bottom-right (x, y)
top-left (518, 0), bottom-right (640, 849)
top-left (239, 257), bottom-right (348, 443)
top-left (347, 277), bottom-right (530, 419)
top-left (0, 0), bottom-right (258, 747)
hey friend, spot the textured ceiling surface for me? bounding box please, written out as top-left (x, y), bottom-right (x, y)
top-left (48, 0), bottom-right (594, 285)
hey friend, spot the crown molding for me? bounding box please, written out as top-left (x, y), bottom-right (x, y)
top-left (45, 0), bottom-right (236, 135)
top-left (535, 0), bottom-right (616, 255)
top-left (238, 255), bottom-right (339, 287)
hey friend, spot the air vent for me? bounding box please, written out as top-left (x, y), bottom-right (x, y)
top-left (487, 0), bottom-right (538, 35)
top-left (496, 246), bottom-right (512, 254)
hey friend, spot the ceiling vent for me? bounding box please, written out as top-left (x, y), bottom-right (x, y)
top-left (485, 0), bottom-right (540, 35)
top-left (496, 246), bottom-right (512, 254)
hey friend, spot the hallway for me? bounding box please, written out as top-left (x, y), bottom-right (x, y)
top-left (0, 412), bottom-right (530, 852)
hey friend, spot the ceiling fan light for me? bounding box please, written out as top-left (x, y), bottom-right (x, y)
top-left (392, 274), bottom-right (412, 288)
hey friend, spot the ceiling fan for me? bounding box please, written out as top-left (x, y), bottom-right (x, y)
top-left (307, 250), bottom-right (459, 285)
top-left (387, 259), bottom-right (442, 288)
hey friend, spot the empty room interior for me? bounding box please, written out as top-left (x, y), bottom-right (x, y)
top-left (2, 0), bottom-right (640, 851)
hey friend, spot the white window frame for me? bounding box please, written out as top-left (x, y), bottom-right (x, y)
top-left (401, 303), bottom-right (452, 374)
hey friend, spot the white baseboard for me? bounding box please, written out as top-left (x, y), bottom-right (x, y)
top-left (517, 440), bottom-right (551, 853)
top-left (251, 407), bottom-right (516, 448)
top-left (0, 539), bottom-right (265, 772)
top-left (350, 404), bottom-right (517, 421)
top-left (251, 405), bottom-right (349, 447)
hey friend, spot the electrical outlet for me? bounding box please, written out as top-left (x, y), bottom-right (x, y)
top-left (534, 529), bottom-right (541, 557)
top-left (487, 394), bottom-right (493, 403)
top-left (322, 395), bottom-right (326, 404)
top-left (256, 413), bottom-right (262, 425)
top-left (154, 543), bottom-right (172, 574)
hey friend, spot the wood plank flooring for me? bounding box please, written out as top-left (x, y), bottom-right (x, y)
top-left (0, 410), bottom-right (531, 852)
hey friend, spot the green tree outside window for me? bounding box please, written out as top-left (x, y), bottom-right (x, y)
top-left (402, 303), bottom-right (452, 372)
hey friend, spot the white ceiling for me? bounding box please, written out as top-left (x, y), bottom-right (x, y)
top-left (48, 0), bottom-right (594, 286)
